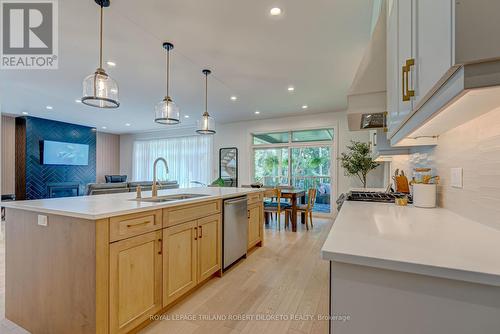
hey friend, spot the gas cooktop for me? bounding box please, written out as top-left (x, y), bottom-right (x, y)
top-left (347, 191), bottom-right (413, 204)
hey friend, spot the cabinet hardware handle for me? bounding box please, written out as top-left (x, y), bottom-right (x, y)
top-left (127, 220), bottom-right (150, 228)
top-left (402, 64), bottom-right (408, 101)
top-left (248, 210), bottom-right (251, 219)
top-left (406, 58), bottom-right (415, 99)
top-left (194, 227), bottom-right (198, 240)
top-left (158, 239), bottom-right (163, 255)
top-left (199, 226), bottom-right (203, 238)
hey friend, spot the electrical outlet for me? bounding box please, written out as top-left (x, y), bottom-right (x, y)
top-left (37, 215), bottom-right (48, 227)
top-left (451, 168), bottom-right (463, 188)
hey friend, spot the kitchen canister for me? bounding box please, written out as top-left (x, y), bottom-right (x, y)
top-left (412, 183), bottom-right (437, 208)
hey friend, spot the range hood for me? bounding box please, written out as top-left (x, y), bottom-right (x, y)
top-left (347, 1), bottom-right (387, 131)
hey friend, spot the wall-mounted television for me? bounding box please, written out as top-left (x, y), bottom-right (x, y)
top-left (40, 140), bottom-right (89, 166)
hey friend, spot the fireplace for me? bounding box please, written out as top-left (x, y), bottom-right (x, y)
top-left (47, 182), bottom-right (80, 198)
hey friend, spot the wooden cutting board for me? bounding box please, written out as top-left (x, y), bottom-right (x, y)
top-left (395, 175), bottom-right (410, 193)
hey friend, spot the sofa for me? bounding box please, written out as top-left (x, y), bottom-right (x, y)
top-left (86, 181), bottom-right (179, 196)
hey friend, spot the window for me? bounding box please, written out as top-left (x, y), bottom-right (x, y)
top-left (252, 131), bottom-right (289, 145)
top-left (132, 136), bottom-right (213, 188)
top-left (291, 129), bottom-right (333, 142)
top-left (253, 148), bottom-right (289, 186)
top-left (252, 128), bottom-right (334, 213)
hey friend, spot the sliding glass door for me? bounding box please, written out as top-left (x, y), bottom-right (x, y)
top-left (252, 129), bottom-right (334, 214)
top-left (290, 146), bottom-right (331, 213)
top-left (253, 148), bottom-right (289, 186)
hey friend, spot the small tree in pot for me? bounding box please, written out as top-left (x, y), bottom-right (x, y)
top-left (339, 141), bottom-right (379, 189)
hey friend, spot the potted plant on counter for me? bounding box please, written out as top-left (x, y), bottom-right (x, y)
top-left (339, 141), bottom-right (379, 189)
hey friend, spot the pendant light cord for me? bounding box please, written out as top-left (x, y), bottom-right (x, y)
top-left (205, 72), bottom-right (208, 114)
top-left (166, 48), bottom-right (170, 97)
top-left (99, 4), bottom-right (103, 69)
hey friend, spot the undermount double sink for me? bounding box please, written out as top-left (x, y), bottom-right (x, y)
top-left (132, 193), bottom-right (210, 203)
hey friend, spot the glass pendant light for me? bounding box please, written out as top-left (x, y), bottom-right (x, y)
top-left (154, 42), bottom-right (180, 124)
top-left (196, 69), bottom-right (216, 135)
top-left (81, 0), bottom-right (119, 109)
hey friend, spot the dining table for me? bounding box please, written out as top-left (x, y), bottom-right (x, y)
top-left (280, 188), bottom-right (307, 232)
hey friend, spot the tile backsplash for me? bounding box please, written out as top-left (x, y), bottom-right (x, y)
top-left (409, 106), bottom-right (500, 226)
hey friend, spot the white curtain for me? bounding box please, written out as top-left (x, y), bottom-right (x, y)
top-left (132, 135), bottom-right (213, 188)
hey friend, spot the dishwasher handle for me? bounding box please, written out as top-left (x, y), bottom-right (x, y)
top-left (224, 197), bottom-right (248, 206)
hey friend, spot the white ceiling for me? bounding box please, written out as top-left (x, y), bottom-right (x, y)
top-left (0, 0), bottom-right (373, 134)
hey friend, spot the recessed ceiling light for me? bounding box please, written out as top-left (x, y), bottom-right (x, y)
top-left (270, 7), bottom-right (282, 16)
top-left (184, 115), bottom-right (190, 118)
top-left (125, 123), bottom-right (131, 127)
top-left (101, 126), bottom-right (107, 130)
top-left (106, 61), bottom-right (116, 67)
top-left (255, 111), bottom-right (261, 115)
top-left (46, 105), bottom-right (53, 110)
top-left (288, 86), bottom-right (295, 92)
top-left (75, 99), bottom-right (82, 103)
top-left (22, 111), bottom-right (29, 115)
top-left (230, 96), bottom-right (237, 101)
top-left (302, 105), bottom-right (308, 109)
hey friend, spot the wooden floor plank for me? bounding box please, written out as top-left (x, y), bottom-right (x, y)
top-left (141, 215), bottom-right (333, 334)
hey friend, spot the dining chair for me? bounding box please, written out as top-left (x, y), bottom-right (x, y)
top-left (285, 188), bottom-right (317, 230)
top-left (263, 188), bottom-right (290, 230)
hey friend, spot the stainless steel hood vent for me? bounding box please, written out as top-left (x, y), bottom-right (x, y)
top-left (361, 113), bottom-right (386, 129)
top-left (348, 111), bottom-right (386, 131)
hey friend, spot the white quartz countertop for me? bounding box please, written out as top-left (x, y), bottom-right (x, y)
top-left (321, 201), bottom-right (500, 287)
top-left (1, 187), bottom-right (262, 220)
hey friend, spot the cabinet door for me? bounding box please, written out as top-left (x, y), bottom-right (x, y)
top-left (413, 0), bottom-right (453, 108)
top-left (163, 220), bottom-right (197, 307)
top-left (386, 0), bottom-right (399, 137)
top-left (197, 214), bottom-right (222, 282)
top-left (109, 231), bottom-right (162, 334)
top-left (247, 204), bottom-right (262, 249)
top-left (397, 0), bottom-right (414, 125)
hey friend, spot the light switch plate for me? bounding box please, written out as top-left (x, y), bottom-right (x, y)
top-left (451, 168), bottom-right (463, 188)
top-left (37, 215), bottom-right (48, 227)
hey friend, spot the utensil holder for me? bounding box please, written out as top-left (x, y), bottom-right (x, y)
top-left (412, 184), bottom-right (437, 208)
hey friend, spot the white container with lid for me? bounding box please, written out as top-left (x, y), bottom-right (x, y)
top-left (412, 184), bottom-right (437, 208)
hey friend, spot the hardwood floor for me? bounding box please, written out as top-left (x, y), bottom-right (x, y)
top-left (0, 215), bottom-right (333, 334)
top-left (140, 215), bottom-right (333, 334)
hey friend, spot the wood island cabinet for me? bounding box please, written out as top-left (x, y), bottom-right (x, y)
top-left (162, 214), bottom-right (222, 307)
top-left (197, 214), bottom-right (222, 282)
top-left (247, 203), bottom-right (262, 249)
top-left (109, 231), bottom-right (163, 334)
top-left (247, 192), bottom-right (264, 250)
top-left (5, 192), bottom-right (263, 334)
top-left (162, 220), bottom-right (198, 307)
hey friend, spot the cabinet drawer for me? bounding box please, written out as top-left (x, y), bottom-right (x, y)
top-left (110, 210), bottom-right (162, 242)
top-left (247, 192), bottom-right (263, 205)
top-left (164, 200), bottom-right (221, 228)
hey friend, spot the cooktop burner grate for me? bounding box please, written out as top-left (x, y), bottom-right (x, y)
top-left (347, 191), bottom-right (413, 204)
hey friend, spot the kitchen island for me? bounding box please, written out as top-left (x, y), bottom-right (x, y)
top-left (2, 187), bottom-right (264, 334)
top-left (322, 201), bottom-right (500, 334)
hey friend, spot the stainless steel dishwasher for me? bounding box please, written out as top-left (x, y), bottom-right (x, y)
top-left (223, 196), bottom-right (248, 270)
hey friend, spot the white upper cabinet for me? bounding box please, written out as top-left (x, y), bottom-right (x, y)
top-left (386, 0), bottom-right (416, 138)
top-left (397, 0), bottom-right (414, 120)
top-left (413, 0), bottom-right (454, 109)
top-left (387, 0), bottom-right (500, 146)
top-left (386, 0), bottom-right (399, 137)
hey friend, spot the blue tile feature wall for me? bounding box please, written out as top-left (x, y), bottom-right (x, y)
top-left (24, 117), bottom-right (96, 199)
